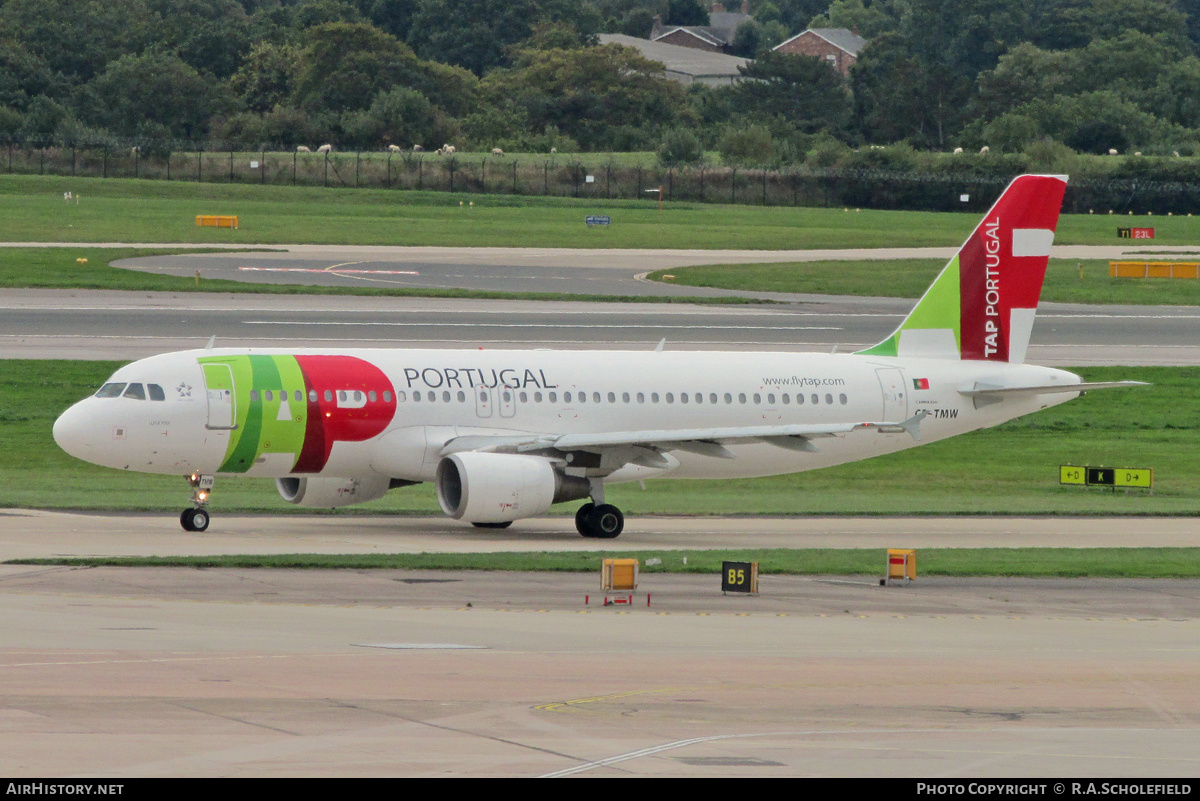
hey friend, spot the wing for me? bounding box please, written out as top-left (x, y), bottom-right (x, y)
top-left (439, 411), bottom-right (930, 471)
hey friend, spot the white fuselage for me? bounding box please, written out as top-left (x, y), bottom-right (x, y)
top-left (53, 346), bottom-right (1082, 485)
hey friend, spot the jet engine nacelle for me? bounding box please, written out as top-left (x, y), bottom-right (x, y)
top-left (276, 476), bottom-right (391, 508)
top-left (435, 452), bottom-right (589, 523)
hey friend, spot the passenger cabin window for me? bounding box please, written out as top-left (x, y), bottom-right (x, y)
top-left (95, 383), bottom-right (126, 398)
top-left (123, 383), bottom-right (146, 400)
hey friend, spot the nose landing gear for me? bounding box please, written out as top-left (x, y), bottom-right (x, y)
top-left (181, 473), bottom-right (214, 532)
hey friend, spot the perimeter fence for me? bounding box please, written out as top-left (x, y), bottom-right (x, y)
top-left (5, 138), bottom-right (1200, 215)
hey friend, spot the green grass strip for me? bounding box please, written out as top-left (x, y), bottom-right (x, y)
top-left (649, 258), bottom-right (1200, 305)
top-left (10, 547), bottom-right (1200, 577)
top-left (5, 173), bottom-right (1199, 250)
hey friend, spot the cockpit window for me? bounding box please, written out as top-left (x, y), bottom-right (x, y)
top-left (95, 383), bottom-right (126, 398)
top-left (123, 383), bottom-right (146, 400)
top-left (148, 384), bottom-right (166, 401)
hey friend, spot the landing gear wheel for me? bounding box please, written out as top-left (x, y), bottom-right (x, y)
top-left (590, 504), bottom-right (624, 539)
top-left (180, 508), bottom-right (210, 532)
top-left (577, 503), bottom-right (623, 539)
top-left (471, 521), bottom-right (513, 529)
top-left (575, 503), bottom-right (596, 537)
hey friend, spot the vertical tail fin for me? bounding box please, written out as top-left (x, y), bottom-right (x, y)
top-left (857, 174), bottom-right (1068, 363)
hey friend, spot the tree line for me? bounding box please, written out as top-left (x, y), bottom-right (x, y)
top-left (3, 0), bottom-right (1200, 166)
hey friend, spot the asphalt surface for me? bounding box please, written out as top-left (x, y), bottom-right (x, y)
top-left (4, 288), bottom-right (1200, 365)
top-left (2, 510), bottom-right (1200, 777)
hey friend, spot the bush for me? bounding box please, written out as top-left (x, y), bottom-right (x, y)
top-left (658, 127), bottom-right (704, 167)
top-left (717, 124), bottom-right (774, 166)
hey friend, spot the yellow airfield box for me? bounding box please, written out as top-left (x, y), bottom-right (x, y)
top-left (602, 559), bottom-right (638, 591)
top-left (886, 549), bottom-right (916, 583)
top-left (196, 215), bottom-right (239, 229)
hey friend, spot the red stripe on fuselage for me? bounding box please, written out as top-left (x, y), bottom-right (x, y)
top-left (292, 355), bottom-right (397, 473)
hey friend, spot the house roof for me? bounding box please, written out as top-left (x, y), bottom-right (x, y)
top-left (774, 27), bottom-right (867, 57)
top-left (652, 26), bottom-right (726, 48)
top-left (597, 34), bottom-right (749, 82)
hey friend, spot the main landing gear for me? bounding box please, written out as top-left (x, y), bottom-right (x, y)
top-left (575, 478), bottom-right (624, 538)
top-left (181, 473), bottom-right (214, 532)
top-left (575, 503), bottom-right (624, 539)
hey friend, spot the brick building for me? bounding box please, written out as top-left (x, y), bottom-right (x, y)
top-left (649, 2), bottom-right (752, 54)
top-left (772, 28), bottom-right (866, 76)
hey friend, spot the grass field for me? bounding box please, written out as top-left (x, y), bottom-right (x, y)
top-left (4, 173), bottom-right (1198, 250)
top-left (12, 547), bottom-right (1200, 577)
top-left (2, 359), bottom-right (1194, 516)
top-left (650, 258), bottom-right (1200, 305)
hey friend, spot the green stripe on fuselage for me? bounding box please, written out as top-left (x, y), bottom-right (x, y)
top-left (199, 354), bottom-right (310, 474)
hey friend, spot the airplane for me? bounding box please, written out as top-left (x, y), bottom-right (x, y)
top-left (53, 174), bottom-right (1143, 537)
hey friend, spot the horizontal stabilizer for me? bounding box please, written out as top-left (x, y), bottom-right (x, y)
top-left (960, 381), bottom-right (1148, 398)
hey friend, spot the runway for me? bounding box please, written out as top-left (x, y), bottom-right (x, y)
top-left (2, 510), bottom-right (1199, 777)
top-left (4, 288), bottom-right (1200, 365)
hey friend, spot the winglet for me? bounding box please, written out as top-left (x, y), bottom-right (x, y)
top-left (857, 174), bottom-right (1068, 363)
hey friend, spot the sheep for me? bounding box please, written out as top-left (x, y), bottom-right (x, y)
top-left (317, 144), bottom-right (332, 153)
top-left (413, 145), bottom-right (424, 152)
top-left (131, 146), bottom-right (140, 156)
top-left (979, 146), bottom-right (989, 155)
top-left (1134, 151), bottom-right (1142, 156)
top-left (387, 144), bottom-right (401, 152)
top-left (1108, 148), bottom-right (1118, 155)
top-left (492, 147), bottom-right (504, 156)
top-left (953, 147), bottom-right (963, 154)
top-left (296, 146), bottom-right (311, 152)
top-left (550, 147), bottom-right (557, 154)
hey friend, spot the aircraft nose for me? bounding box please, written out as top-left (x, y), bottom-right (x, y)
top-left (53, 401), bottom-right (96, 462)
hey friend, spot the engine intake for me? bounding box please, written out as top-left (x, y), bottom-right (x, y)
top-left (436, 452), bottom-right (589, 523)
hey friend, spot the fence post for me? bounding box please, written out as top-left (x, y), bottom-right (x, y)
top-left (481, 158), bottom-right (486, 194)
top-left (606, 164), bottom-right (611, 198)
top-left (229, 150), bottom-right (234, 182)
top-left (637, 166), bottom-right (643, 197)
top-left (668, 169), bottom-right (673, 201)
top-left (544, 161), bottom-right (549, 195)
top-left (102, 146), bottom-right (107, 178)
top-left (699, 168), bottom-right (704, 202)
top-left (166, 150), bottom-right (171, 181)
top-left (762, 169), bottom-right (767, 205)
top-left (387, 153), bottom-right (392, 188)
top-left (71, 146), bottom-right (76, 177)
top-left (731, 168), bottom-right (736, 204)
top-left (323, 153), bottom-right (328, 187)
top-left (196, 148), bottom-right (201, 182)
top-left (40, 145), bottom-right (45, 175)
top-left (261, 150), bottom-right (265, 184)
top-left (356, 151), bottom-right (360, 187)
top-left (512, 159), bottom-right (518, 194)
